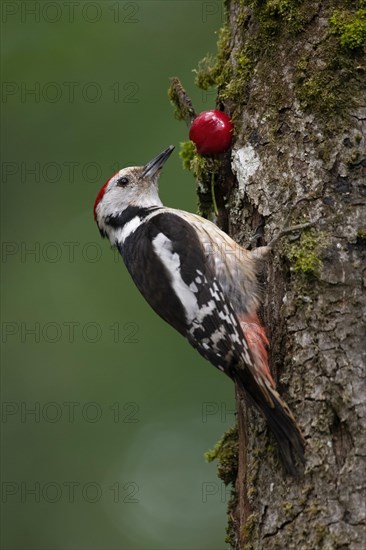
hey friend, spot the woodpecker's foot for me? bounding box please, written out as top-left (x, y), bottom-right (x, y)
top-left (266, 220), bottom-right (316, 250)
top-left (248, 223), bottom-right (265, 247)
top-left (249, 220), bottom-right (317, 260)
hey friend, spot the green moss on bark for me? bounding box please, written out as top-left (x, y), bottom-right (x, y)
top-left (194, 8), bottom-right (255, 123)
top-left (194, 0), bottom-right (365, 128)
top-left (195, 24), bottom-right (232, 92)
top-left (179, 140), bottom-right (197, 171)
top-left (246, 0), bottom-right (314, 34)
top-left (330, 8), bottom-right (366, 51)
top-left (205, 424), bottom-right (239, 485)
top-left (284, 229), bottom-right (327, 277)
top-left (205, 425), bottom-right (239, 547)
top-left (295, 3), bottom-right (365, 116)
top-left (178, 141), bottom-right (222, 219)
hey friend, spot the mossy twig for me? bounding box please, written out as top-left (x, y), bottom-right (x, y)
top-left (168, 77), bottom-right (197, 125)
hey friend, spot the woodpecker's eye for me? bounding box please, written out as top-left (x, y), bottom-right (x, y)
top-left (117, 176), bottom-right (129, 186)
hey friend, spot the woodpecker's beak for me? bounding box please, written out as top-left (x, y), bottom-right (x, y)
top-left (142, 145), bottom-right (175, 178)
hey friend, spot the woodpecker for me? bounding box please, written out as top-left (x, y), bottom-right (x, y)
top-left (94, 145), bottom-right (306, 475)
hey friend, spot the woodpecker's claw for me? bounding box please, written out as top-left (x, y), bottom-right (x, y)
top-left (249, 223), bottom-right (265, 245)
top-left (249, 219), bottom-right (318, 261)
top-left (266, 220), bottom-right (317, 249)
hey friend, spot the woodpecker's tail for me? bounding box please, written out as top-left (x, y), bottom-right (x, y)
top-left (235, 376), bottom-right (305, 476)
top-left (257, 386), bottom-right (305, 476)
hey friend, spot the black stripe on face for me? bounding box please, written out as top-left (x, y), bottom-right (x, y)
top-left (105, 206), bottom-right (161, 229)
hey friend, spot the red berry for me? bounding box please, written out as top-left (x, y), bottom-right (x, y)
top-left (189, 110), bottom-right (233, 156)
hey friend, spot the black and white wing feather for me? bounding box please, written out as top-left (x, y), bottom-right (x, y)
top-left (120, 211), bottom-right (261, 380)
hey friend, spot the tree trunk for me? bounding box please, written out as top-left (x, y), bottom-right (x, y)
top-left (194, 1), bottom-right (366, 548)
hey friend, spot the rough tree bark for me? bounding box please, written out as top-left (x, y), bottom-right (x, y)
top-left (172, 1), bottom-right (365, 548)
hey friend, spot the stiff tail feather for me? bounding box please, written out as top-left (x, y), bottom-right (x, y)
top-left (257, 386), bottom-right (305, 476)
top-left (235, 375), bottom-right (305, 476)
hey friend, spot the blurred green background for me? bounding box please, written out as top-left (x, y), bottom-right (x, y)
top-left (1, 1), bottom-right (235, 548)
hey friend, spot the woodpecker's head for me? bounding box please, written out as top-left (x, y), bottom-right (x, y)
top-left (94, 145), bottom-right (175, 232)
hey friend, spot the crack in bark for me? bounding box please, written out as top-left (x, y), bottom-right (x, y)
top-left (262, 509), bottom-right (305, 539)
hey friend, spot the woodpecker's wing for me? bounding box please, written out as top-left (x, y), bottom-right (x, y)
top-left (172, 210), bottom-right (276, 386)
top-left (119, 210), bottom-right (272, 398)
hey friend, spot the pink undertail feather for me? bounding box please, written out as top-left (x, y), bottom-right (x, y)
top-left (239, 313), bottom-right (276, 389)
